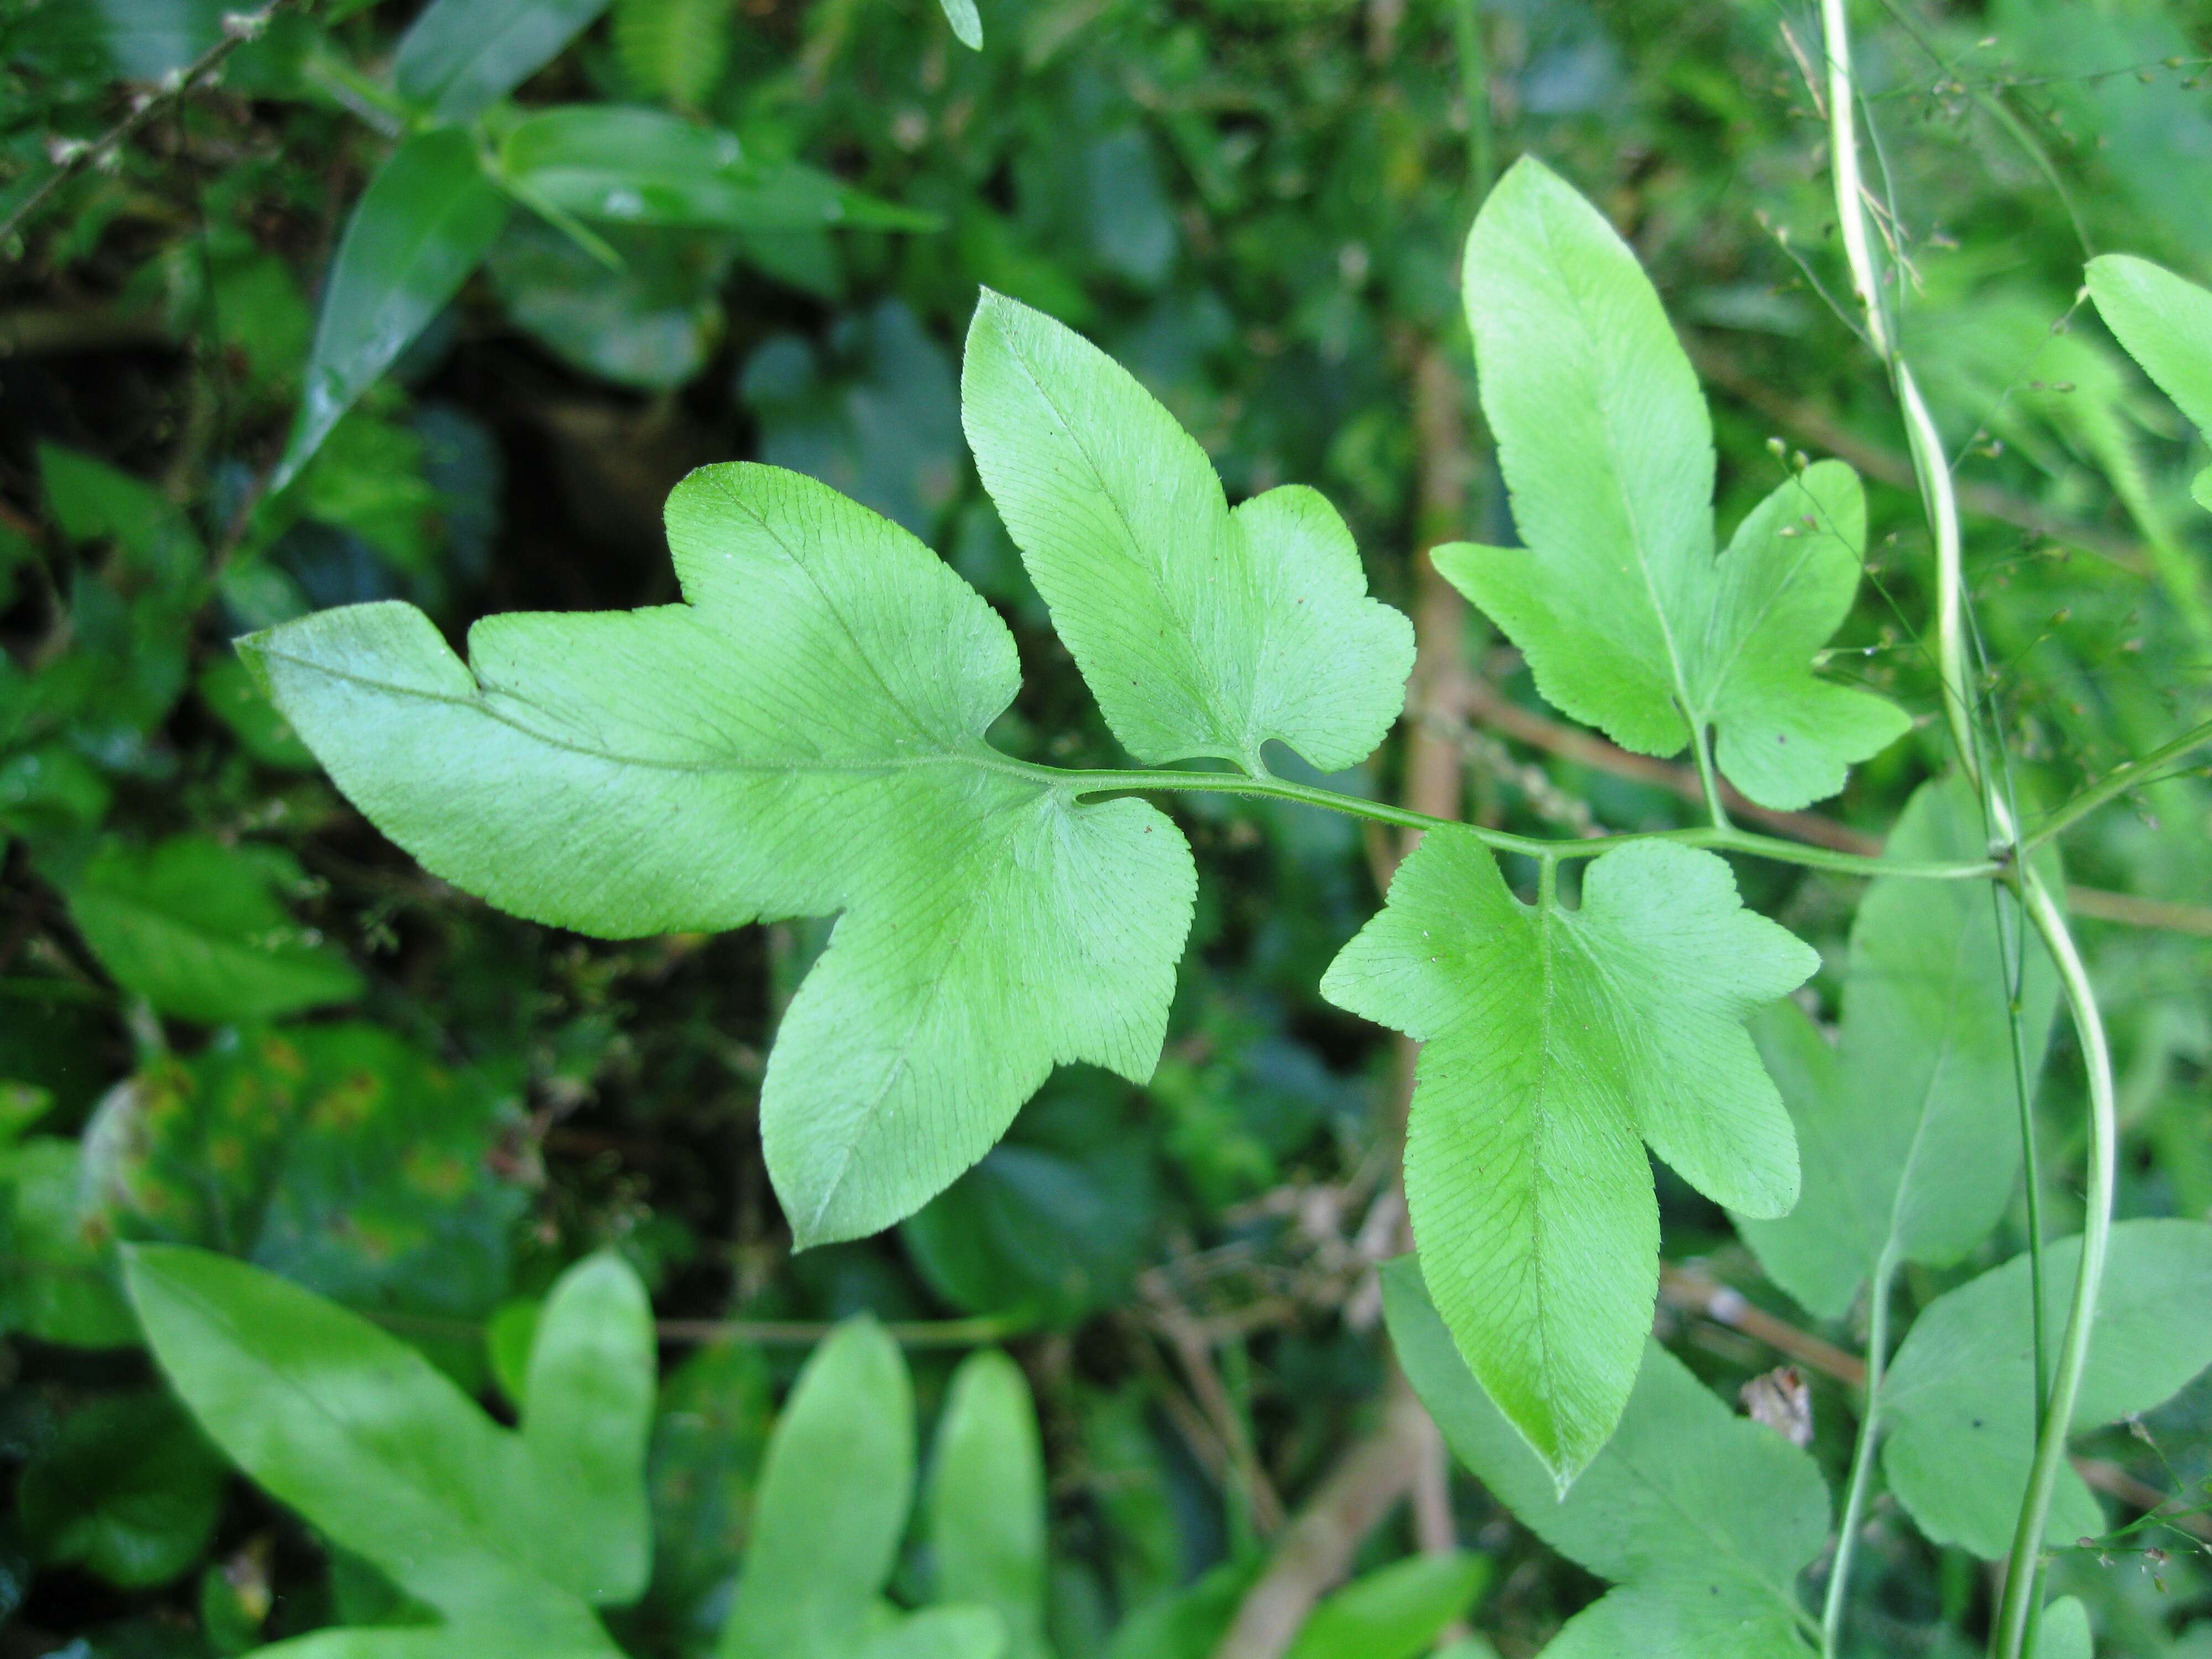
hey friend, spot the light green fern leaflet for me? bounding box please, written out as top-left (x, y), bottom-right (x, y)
top-left (1436, 158), bottom-right (1907, 811)
top-left (243, 464), bottom-right (1193, 1248)
top-left (963, 290), bottom-right (1415, 773)
top-left (245, 293), bottom-right (1410, 1248)
top-left (1324, 834), bottom-right (1814, 1481)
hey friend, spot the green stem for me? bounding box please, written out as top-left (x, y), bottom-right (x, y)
top-left (1998, 875), bottom-right (2051, 1450)
top-left (654, 1311), bottom-right (1031, 1348)
top-left (1691, 716), bottom-right (1732, 829)
top-left (1991, 872), bottom-right (2116, 1659)
top-left (1814, 11), bottom-right (2121, 1653)
top-left (1030, 762), bottom-right (1998, 881)
top-left (1822, 1245), bottom-right (1900, 1658)
top-left (1817, 0), bottom-right (1982, 785)
top-left (1451, 0), bottom-right (1494, 202)
top-left (300, 41), bottom-right (415, 134)
top-left (2018, 717), bottom-right (2212, 854)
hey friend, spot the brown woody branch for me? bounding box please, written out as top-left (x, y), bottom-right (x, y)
top-left (1210, 1368), bottom-right (1438, 1659)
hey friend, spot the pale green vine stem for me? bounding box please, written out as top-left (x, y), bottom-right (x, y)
top-left (1817, 5), bottom-right (2119, 1656)
top-left (1818, 0), bottom-right (1989, 797)
top-left (1992, 877), bottom-right (2117, 1659)
top-left (1820, 1245), bottom-right (1899, 1658)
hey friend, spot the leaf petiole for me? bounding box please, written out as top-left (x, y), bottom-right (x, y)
top-left (1689, 712), bottom-right (1733, 830)
top-left (2016, 717), bottom-right (2212, 855)
top-left (1819, 1244), bottom-right (1899, 1656)
top-left (1034, 761), bottom-right (1999, 881)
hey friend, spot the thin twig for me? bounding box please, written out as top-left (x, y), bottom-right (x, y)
top-left (0, 2), bottom-right (302, 249)
top-left (1658, 1262), bottom-right (1868, 1387)
top-left (1142, 1274), bottom-right (1287, 1536)
top-left (1209, 1368), bottom-right (1437, 1659)
top-left (1658, 1265), bottom-right (2212, 1548)
top-left (1212, 335), bottom-right (1478, 1659)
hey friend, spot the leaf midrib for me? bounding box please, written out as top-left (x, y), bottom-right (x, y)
top-left (254, 645), bottom-right (1041, 785)
top-left (1528, 891), bottom-right (1565, 1463)
top-left (1529, 204), bottom-right (1702, 736)
top-left (795, 796), bottom-right (1037, 1235)
top-left (985, 310), bottom-right (1244, 764)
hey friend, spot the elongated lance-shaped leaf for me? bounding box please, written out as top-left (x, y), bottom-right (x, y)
top-left (929, 1351), bottom-right (1049, 1659)
top-left (2087, 253), bottom-right (2212, 512)
top-left (1736, 778), bottom-right (2061, 1317)
top-left (1387, 1260), bottom-right (1828, 1657)
top-left (521, 1253), bottom-right (655, 1605)
top-left (54, 833), bottom-right (363, 1022)
top-left (1436, 157), bottom-right (1906, 811)
top-left (501, 108), bottom-right (933, 234)
top-left (123, 1244), bottom-right (648, 1650)
top-left (1324, 834), bottom-right (1814, 1481)
top-left (719, 1317), bottom-right (915, 1659)
top-left (1882, 1218), bottom-right (2212, 1558)
top-left (271, 131), bottom-right (508, 495)
top-left (1283, 1553), bottom-right (1489, 1659)
top-left (862, 1609), bottom-right (1007, 1659)
top-left (962, 290), bottom-right (1414, 774)
top-left (240, 462), bottom-right (1195, 1248)
top-left (936, 0), bottom-right (983, 48)
top-left (393, 0), bottom-right (613, 124)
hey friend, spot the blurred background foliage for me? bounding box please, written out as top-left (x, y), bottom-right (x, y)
top-left (0, 0), bottom-right (2209, 1655)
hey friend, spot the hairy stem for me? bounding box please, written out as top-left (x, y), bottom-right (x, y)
top-left (1, 1), bottom-right (305, 247)
top-left (1821, 1246), bottom-right (1899, 1657)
